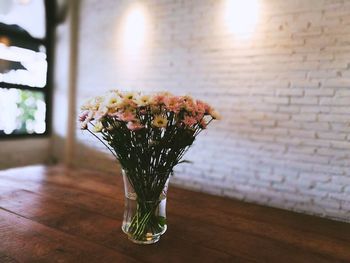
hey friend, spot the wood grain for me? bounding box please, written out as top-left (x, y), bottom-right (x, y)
top-left (0, 165), bottom-right (349, 262)
top-left (0, 209), bottom-right (138, 263)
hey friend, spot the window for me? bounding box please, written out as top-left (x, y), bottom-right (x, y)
top-left (0, 0), bottom-right (53, 137)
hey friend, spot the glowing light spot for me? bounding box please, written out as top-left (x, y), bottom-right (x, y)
top-left (115, 2), bottom-right (152, 83)
top-left (121, 3), bottom-right (148, 54)
top-left (223, 0), bottom-right (260, 37)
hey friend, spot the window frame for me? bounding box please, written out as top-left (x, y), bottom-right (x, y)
top-left (0, 0), bottom-right (55, 139)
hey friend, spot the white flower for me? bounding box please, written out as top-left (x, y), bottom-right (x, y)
top-left (106, 94), bottom-right (121, 109)
top-left (93, 122), bottom-right (103, 133)
top-left (137, 95), bottom-right (151, 107)
top-left (123, 92), bottom-right (138, 100)
top-left (94, 105), bottom-right (108, 120)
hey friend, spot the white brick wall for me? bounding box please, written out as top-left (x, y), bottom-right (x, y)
top-left (74, 0), bottom-right (350, 222)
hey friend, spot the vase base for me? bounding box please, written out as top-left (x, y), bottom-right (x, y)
top-left (122, 225), bottom-right (167, 245)
top-left (128, 235), bottom-right (160, 245)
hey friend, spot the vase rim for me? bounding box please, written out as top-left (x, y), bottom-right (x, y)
top-left (121, 168), bottom-right (173, 175)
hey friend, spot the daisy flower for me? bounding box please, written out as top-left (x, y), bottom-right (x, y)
top-left (106, 94), bottom-right (121, 109)
top-left (152, 115), bottom-right (168, 128)
top-left (123, 92), bottom-right (138, 100)
top-left (93, 122), bottom-right (103, 133)
top-left (137, 95), bottom-right (151, 107)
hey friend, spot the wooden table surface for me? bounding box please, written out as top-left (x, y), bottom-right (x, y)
top-left (0, 165), bottom-right (349, 263)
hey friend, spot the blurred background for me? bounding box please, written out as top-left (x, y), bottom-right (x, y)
top-left (0, 0), bottom-right (350, 222)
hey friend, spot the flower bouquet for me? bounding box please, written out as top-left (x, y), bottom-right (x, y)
top-left (79, 90), bottom-right (219, 244)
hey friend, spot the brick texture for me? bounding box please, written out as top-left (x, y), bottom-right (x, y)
top-left (74, 0), bottom-right (350, 222)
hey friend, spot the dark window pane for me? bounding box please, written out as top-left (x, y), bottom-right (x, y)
top-left (0, 36), bottom-right (47, 87)
top-left (0, 88), bottom-right (46, 134)
top-left (0, 0), bottom-right (46, 39)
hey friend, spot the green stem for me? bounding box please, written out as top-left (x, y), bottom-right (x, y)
top-left (128, 200), bottom-right (162, 240)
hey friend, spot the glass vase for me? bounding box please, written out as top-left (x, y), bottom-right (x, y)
top-left (121, 169), bottom-right (170, 244)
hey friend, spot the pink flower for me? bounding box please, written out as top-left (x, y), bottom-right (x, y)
top-left (196, 100), bottom-right (210, 114)
top-left (195, 112), bottom-right (204, 122)
top-left (182, 115), bottom-right (197, 127)
top-left (199, 119), bottom-right (207, 129)
top-left (153, 93), bottom-right (169, 105)
top-left (127, 121), bottom-right (144, 131)
top-left (179, 96), bottom-right (196, 114)
top-left (79, 111), bottom-right (94, 129)
top-left (165, 96), bottom-right (181, 113)
top-left (118, 111), bottom-right (136, 122)
top-left (79, 110), bottom-right (89, 122)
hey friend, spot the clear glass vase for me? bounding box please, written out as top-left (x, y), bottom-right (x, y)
top-left (121, 169), bottom-right (170, 244)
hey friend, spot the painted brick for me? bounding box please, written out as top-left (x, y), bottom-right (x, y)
top-left (72, 0), bottom-right (350, 223)
top-left (291, 97), bottom-right (318, 105)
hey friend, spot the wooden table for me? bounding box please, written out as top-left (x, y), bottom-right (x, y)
top-left (0, 165), bottom-right (349, 262)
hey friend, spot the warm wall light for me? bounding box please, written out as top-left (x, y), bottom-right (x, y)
top-left (223, 0), bottom-right (259, 37)
top-left (121, 3), bottom-right (148, 54)
top-left (16, 0), bottom-right (32, 5)
top-left (115, 2), bottom-right (151, 85)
